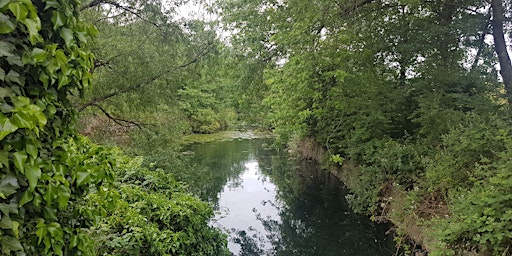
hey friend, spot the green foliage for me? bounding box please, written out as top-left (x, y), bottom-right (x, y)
top-left (0, 0), bottom-right (97, 254)
top-left (1, 1), bottom-right (228, 255)
top-left (87, 152), bottom-right (229, 256)
top-left (426, 115), bottom-right (512, 255)
top-left (219, 0), bottom-right (512, 253)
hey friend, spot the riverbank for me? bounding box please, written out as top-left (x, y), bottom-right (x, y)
top-left (291, 138), bottom-right (435, 255)
top-left (181, 130), bottom-right (275, 144)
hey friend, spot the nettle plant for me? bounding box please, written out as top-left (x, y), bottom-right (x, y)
top-left (0, 0), bottom-right (106, 254)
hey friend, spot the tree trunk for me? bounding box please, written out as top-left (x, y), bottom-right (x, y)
top-left (491, 0), bottom-right (512, 103)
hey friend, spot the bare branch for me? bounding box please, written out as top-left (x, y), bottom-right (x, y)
top-left (89, 103), bottom-right (146, 130)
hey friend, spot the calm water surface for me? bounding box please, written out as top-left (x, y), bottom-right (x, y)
top-left (183, 139), bottom-right (395, 256)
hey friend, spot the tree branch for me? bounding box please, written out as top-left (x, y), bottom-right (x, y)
top-left (338, 0), bottom-right (376, 17)
top-left (80, 0), bottom-right (161, 28)
top-left (471, 11), bottom-right (492, 70)
top-left (79, 42), bottom-right (213, 112)
top-left (89, 103), bottom-right (146, 130)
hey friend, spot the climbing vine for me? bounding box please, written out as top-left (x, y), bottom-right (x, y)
top-left (0, 0), bottom-right (105, 254)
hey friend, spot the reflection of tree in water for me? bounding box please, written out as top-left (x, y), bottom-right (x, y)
top-left (249, 153), bottom-right (395, 256)
top-left (183, 139), bottom-right (395, 255)
top-left (179, 139), bottom-right (274, 204)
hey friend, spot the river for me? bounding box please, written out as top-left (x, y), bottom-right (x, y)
top-left (182, 138), bottom-right (396, 256)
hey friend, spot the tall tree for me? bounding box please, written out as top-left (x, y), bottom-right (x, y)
top-left (491, 0), bottom-right (512, 102)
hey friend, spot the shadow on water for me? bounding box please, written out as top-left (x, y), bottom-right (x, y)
top-left (182, 139), bottom-right (396, 256)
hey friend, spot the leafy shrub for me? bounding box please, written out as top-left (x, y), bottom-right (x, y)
top-left (88, 153), bottom-right (229, 256)
top-left (429, 117), bottom-right (512, 255)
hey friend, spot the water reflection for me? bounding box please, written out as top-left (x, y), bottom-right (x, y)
top-left (183, 139), bottom-right (395, 256)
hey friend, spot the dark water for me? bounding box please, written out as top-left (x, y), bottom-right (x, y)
top-left (182, 139), bottom-right (396, 256)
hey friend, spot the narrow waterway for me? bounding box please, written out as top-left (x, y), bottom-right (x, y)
top-left (182, 138), bottom-right (396, 256)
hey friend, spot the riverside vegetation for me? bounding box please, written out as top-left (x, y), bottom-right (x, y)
top-left (1, 0), bottom-right (512, 255)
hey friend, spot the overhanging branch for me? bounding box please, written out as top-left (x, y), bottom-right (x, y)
top-left (80, 0), bottom-right (161, 28)
top-left (89, 103), bottom-right (146, 130)
top-left (79, 42), bottom-right (213, 112)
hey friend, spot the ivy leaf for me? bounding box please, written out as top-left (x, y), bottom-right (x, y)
top-left (0, 0), bottom-right (11, 9)
top-left (76, 171), bottom-right (89, 187)
top-left (19, 190), bottom-right (33, 207)
top-left (44, 0), bottom-right (60, 10)
top-left (0, 150), bottom-right (8, 168)
top-left (12, 112), bottom-right (34, 129)
top-left (22, 17), bottom-right (42, 44)
top-left (0, 202), bottom-right (18, 215)
top-left (30, 48), bottom-right (47, 63)
top-left (36, 219), bottom-right (46, 244)
top-left (5, 70), bottom-right (21, 85)
top-left (6, 55), bottom-right (22, 66)
top-left (25, 165), bottom-right (41, 191)
top-left (0, 174), bottom-right (19, 198)
top-left (0, 213), bottom-right (14, 229)
top-left (0, 12), bottom-right (15, 34)
top-left (51, 11), bottom-right (66, 30)
top-left (57, 189), bottom-right (70, 209)
top-left (43, 207), bottom-right (57, 221)
top-left (13, 151), bottom-right (27, 174)
top-left (0, 41), bottom-right (14, 57)
top-left (59, 27), bottom-right (74, 46)
top-left (1, 235), bottom-right (24, 254)
top-left (25, 144), bottom-right (38, 159)
top-left (0, 114), bottom-right (18, 140)
top-left (8, 1), bottom-right (28, 21)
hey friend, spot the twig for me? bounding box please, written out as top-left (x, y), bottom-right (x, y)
top-left (80, 0), bottom-right (161, 28)
top-left (89, 103), bottom-right (145, 130)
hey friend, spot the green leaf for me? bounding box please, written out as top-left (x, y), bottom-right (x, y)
top-left (0, 114), bottom-right (18, 140)
top-left (57, 189), bottom-right (69, 209)
top-left (44, 0), bottom-right (59, 10)
top-left (76, 171), bottom-right (89, 186)
top-left (1, 235), bottom-right (23, 254)
top-left (0, 213), bottom-right (14, 229)
top-left (59, 27), bottom-right (74, 46)
top-left (0, 150), bottom-right (8, 168)
top-left (0, 174), bottom-right (19, 197)
top-left (51, 11), bottom-right (66, 29)
top-left (0, 0), bottom-right (11, 9)
top-left (19, 190), bottom-right (33, 207)
top-left (36, 219), bottom-right (46, 244)
top-left (0, 41), bottom-right (14, 57)
top-left (0, 13), bottom-right (15, 34)
top-left (8, 1), bottom-right (27, 21)
top-left (21, 17), bottom-right (42, 44)
top-left (5, 70), bottom-right (21, 85)
top-left (25, 165), bottom-right (41, 191)
top-left (25, 143), bottom-right (38, 159)
top-left (0, 202), bottom-right (18, 215)
top-left (6, 55), bottom-right (22, 66)
top-left (12, 112), bottom-right (34, 129)
top-left (31, 48), bottom-right (47, 63)
top-left (46, 222), bottom-right (62, 238)
top-left (43, 206), bottom-right (57, 221)
top-left (12, 151), bottom-right (27, 174)
top-left (0, 68), bottom-right (4, 80)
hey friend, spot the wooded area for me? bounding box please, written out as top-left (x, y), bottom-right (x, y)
top-left (1, 0), bottom-right (511, 255)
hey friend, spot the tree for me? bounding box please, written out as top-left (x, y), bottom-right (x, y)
top-left (218, 0), bottom-right (512, 253)
top-left (491, 0), bottom-right (512, 102)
